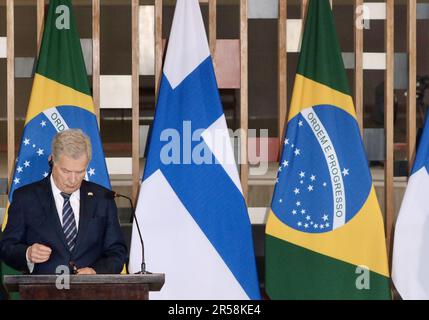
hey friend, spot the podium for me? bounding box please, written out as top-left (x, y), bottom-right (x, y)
top-left (3, 274), bottom-right (165, 300)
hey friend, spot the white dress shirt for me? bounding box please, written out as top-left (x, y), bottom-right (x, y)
top-left (26, 175), bottom-right (81, 273)
top-left (50, 175), bottom-right (80, 230)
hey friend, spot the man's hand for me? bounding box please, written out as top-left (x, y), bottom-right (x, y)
top-left (27, 243), bottom-right (52, 263)
top-left (76, 267), bottom-right (96, 275)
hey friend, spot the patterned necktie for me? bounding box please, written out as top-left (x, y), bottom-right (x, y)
top-left (61, 192), bottom-right (77, 252)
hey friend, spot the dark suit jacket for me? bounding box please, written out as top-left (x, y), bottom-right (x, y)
top-left (0, 176), bottom-right (127, 275)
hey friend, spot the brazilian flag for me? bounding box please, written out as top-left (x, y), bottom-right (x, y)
top-left (1, 0), bottom-right (110, 298)
top-left (265, 0), bottom-right (391, 299)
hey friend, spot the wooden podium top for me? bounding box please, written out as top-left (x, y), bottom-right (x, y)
top-left (4, 273), bottom-right (165, 297)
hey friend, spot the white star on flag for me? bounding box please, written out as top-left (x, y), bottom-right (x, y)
top-left (308, 185), bottom-right (314, 191)
top-left (299, 171), bottom-right (305, 178)
top-left (293, 188), bottom-right (300, 195)
top-left (342, 168), bottom-right (349, 176)
top-left (43, 172), bottom-right (49, 178)
top-left (36, 148), bottom-right (44, 156)
top-left (298, 120), bottom-right (303, 127)
top-left (88, 168), bottom-right (96, 176)
top-left (282, 160), bottom-right (289, 167)
top-left (296, 201), bottom-right (301, 206)
top-left (24, 161), bottom-right (30, 167)
top-left (24, 138), bottom-right (30, 146)
top-left (322, 214), bottom-right (329, 221)
top-left (40, 121), bottom-right (46, 127)
top-left (14, 177), bottom-right (20, 185)
top-left (284, 138), bottom-right (289, 145)
top-left (294, 148), bottom-right (301, 156)
top-left (16, 166), bottom-right (23, 173)
top-left (310, 175), bottom-right (316, 181)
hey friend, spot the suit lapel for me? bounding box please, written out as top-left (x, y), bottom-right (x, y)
top-left (37, 177), bottom-right (69, 251)
top-left (73, 181), bottom-right (96, 255)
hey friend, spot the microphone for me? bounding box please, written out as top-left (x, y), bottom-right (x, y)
top-left (106, 190), bottom-right (149, 274)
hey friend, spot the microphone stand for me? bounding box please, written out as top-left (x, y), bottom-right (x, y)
top-left (112, 192), bottom-right (149, 274)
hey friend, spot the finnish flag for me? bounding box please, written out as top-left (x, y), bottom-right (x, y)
top-left (128, 0), bottom-right (260, 300)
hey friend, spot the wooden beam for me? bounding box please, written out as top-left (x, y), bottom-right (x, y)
top-left (278, 0), bottom-right (287, 153)
top-left (37, 0), bottom-right (45, 57)
top-left (131, 0), bottom-right (140, 204)
top-left (301, 0), bottom-right (308, 19)
top-left (7, 0), bottom-right (15, 189)
top-left (385, 0), bottom-right (394, 258)
top-left (209, 0), bottom-right (217, 60)
top-left (155, 0), bottom-right (163, 97)
top-left (92, 0), bottom-right (101, 123)
top-left (354, 0), bottom-right (363, 135)
top-left (407, 0), bottom-right (416, 174)
top-left (240, 0), bottom-right (248, 201)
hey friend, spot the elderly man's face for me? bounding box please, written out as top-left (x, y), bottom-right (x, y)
top-left (52, 154), bottom-right (88, 194)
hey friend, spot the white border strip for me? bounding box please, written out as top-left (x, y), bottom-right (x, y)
top-left (248, 0), bottom-right (279, 19)
top-left (342, 52), bottom-right (386, 70)
top-left (417, 4), bottom-right (429, 20)
top-left (286, 19), bottom-right (302, 53)
top-left (364, 3), bottom-right (386, 20)
top-left (248, 207), bottom-right (269, 224)
top-left (363, 52), bottom-right (386, 70)
top-left (15, 57), bottom-right (35, 78)
top-left (0, 37), bottom-right (7, 58)
top-left (106, 157), bottom-right (133, 175)
top-left (100, 75), bottom-right (132, 109)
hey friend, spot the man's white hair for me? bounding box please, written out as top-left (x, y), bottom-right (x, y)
top-left (51, 129), bottom-right (92, 162)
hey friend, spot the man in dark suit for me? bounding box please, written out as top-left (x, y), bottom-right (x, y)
top-left (0, 129), bottom-right (127, 275)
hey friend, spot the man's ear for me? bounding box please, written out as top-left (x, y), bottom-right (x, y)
top-left (48, 155), bottom-right (53, 168)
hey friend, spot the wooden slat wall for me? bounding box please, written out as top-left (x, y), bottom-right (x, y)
top-left (1, 0), bottom-right (420, 261)
top-left (385, 0), bottom-right (395, 254)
